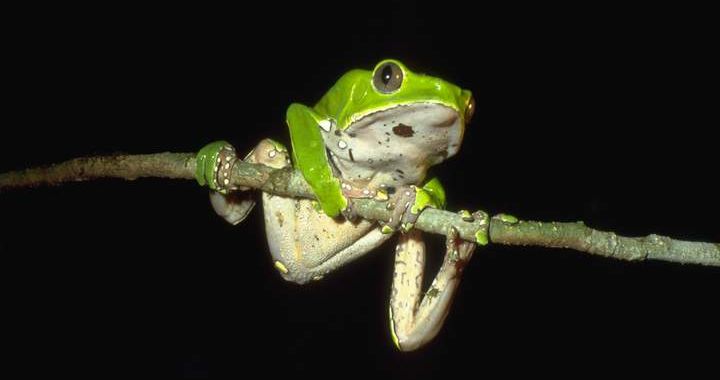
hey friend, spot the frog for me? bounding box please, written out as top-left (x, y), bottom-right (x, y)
top-left (195, 59), bottom-right (482, 351)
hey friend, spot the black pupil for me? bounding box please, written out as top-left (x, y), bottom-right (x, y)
top-left (381, 65), bottom-right (393, 85)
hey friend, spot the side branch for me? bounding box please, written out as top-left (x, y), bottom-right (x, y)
top-left (1, 152), bottom-right (718, 267)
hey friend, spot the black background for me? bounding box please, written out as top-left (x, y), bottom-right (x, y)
top-left (1, 2), bottom-right (718, 378)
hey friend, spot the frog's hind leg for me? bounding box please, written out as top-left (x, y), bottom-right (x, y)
top-left (207, 138), bottom-right (392, 284)
top-left (255, 147), bottom-right (392, 284)
top-left (263, 196), bottom-right (393, 284)
top-left (389, 228), bottom-right (476, 351)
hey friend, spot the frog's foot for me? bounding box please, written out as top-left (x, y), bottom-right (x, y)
top-left (379, 186), bottom-right (417, 234)
top-left (201, 139), bottom-right (290, 225)
top-left (458, 209), bottom-right (491, 246)
top-left (380, 183), bottom-right (441, 234)
top-left (339, 199), bottom-right (359, 222)
top-left (196, 140), bottom-right (239, 194)
top-left (445, 225), bottom-right (477, 273)
top-left (210, 191), bottom-right (256, 225)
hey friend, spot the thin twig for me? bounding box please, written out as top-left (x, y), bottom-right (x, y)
top-left (0, 153), bottom-right (197, 188)
top-left (1, 152), bottom-right (718, 266)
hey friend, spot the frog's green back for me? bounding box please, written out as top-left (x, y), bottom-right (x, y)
top-left (312, 69), bottom-right (367, 125)
top-left (313, 60), bottom-right (472, 130)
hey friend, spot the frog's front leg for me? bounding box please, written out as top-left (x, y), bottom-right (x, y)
top-left (389, 225), bottom-right (477, 351)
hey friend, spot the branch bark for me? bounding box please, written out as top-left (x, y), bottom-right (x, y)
top-left (1, 152), bottom-right (718, 267)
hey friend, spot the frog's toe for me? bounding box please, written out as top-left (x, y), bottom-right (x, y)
top-left (210, 190), bottom-right (256, 225)
top-left (213, 145), bottom-right (238, 192)
top-left (445, 226), bottom-right (476, 267)
top-left (467, 210), bottom-right (490, 246)
top-left (340, 199), bottom-right (360, 222)
top-left (196, 141), bottom-right (238, 193)
top-left (381, 186), bottom-right (420, 234)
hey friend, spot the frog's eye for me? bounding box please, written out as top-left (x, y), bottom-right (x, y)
top-left (372, 62), bottom-right (403, 93)
top-left (465, 96), bottom-right (476, 123)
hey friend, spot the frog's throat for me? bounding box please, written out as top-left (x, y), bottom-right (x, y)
top-left (341, 102), bottom-right (466, 160)
top-left (324, 102), bottom-right (466, 190)
top-left (339, 101), bottom-right (462, 131)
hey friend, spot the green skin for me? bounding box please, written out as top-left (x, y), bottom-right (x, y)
top-left (197, 60), bottom-right (486, 351)
top-left (287, 59), bottom-right (470, 217)
top-left (198, 59), bottom-right (471, 220)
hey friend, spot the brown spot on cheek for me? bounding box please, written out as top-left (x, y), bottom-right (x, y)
top-left (392, 123), bottom-right (415, 137)
top-left (275, 211), bottom-right (284, 227)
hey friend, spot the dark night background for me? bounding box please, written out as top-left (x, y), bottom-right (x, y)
top-left (1, 2), bottom-right (718, 378)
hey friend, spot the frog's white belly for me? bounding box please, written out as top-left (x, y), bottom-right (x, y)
top-left (323, 103), bottom-right (464, 190)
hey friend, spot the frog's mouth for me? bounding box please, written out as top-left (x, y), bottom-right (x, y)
top-left (346, 101), bottom-right (462, 127)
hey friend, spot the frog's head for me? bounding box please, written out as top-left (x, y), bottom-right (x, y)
top-left (316, 59), bottom-right (474, 185)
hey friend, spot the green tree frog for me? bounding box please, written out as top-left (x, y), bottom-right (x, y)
top-left (196, 59), bottom-right (480, 351)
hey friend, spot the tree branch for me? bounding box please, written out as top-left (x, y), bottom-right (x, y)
top-left (0, 153), bottom-right (197, 188)
top-left (1, 152), bottom-right (718, 267)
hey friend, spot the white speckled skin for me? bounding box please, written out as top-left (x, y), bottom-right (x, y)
top-left (390, 229), bottom-right (476, 351)
top-left (214, 139), bottom-right (392, 284)
top-left (212, 101), bottom-right (473, 350)
top-left (263, 196), bottom-right (391, 284)
top-left (323, 104), bottom-right (463, 191)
